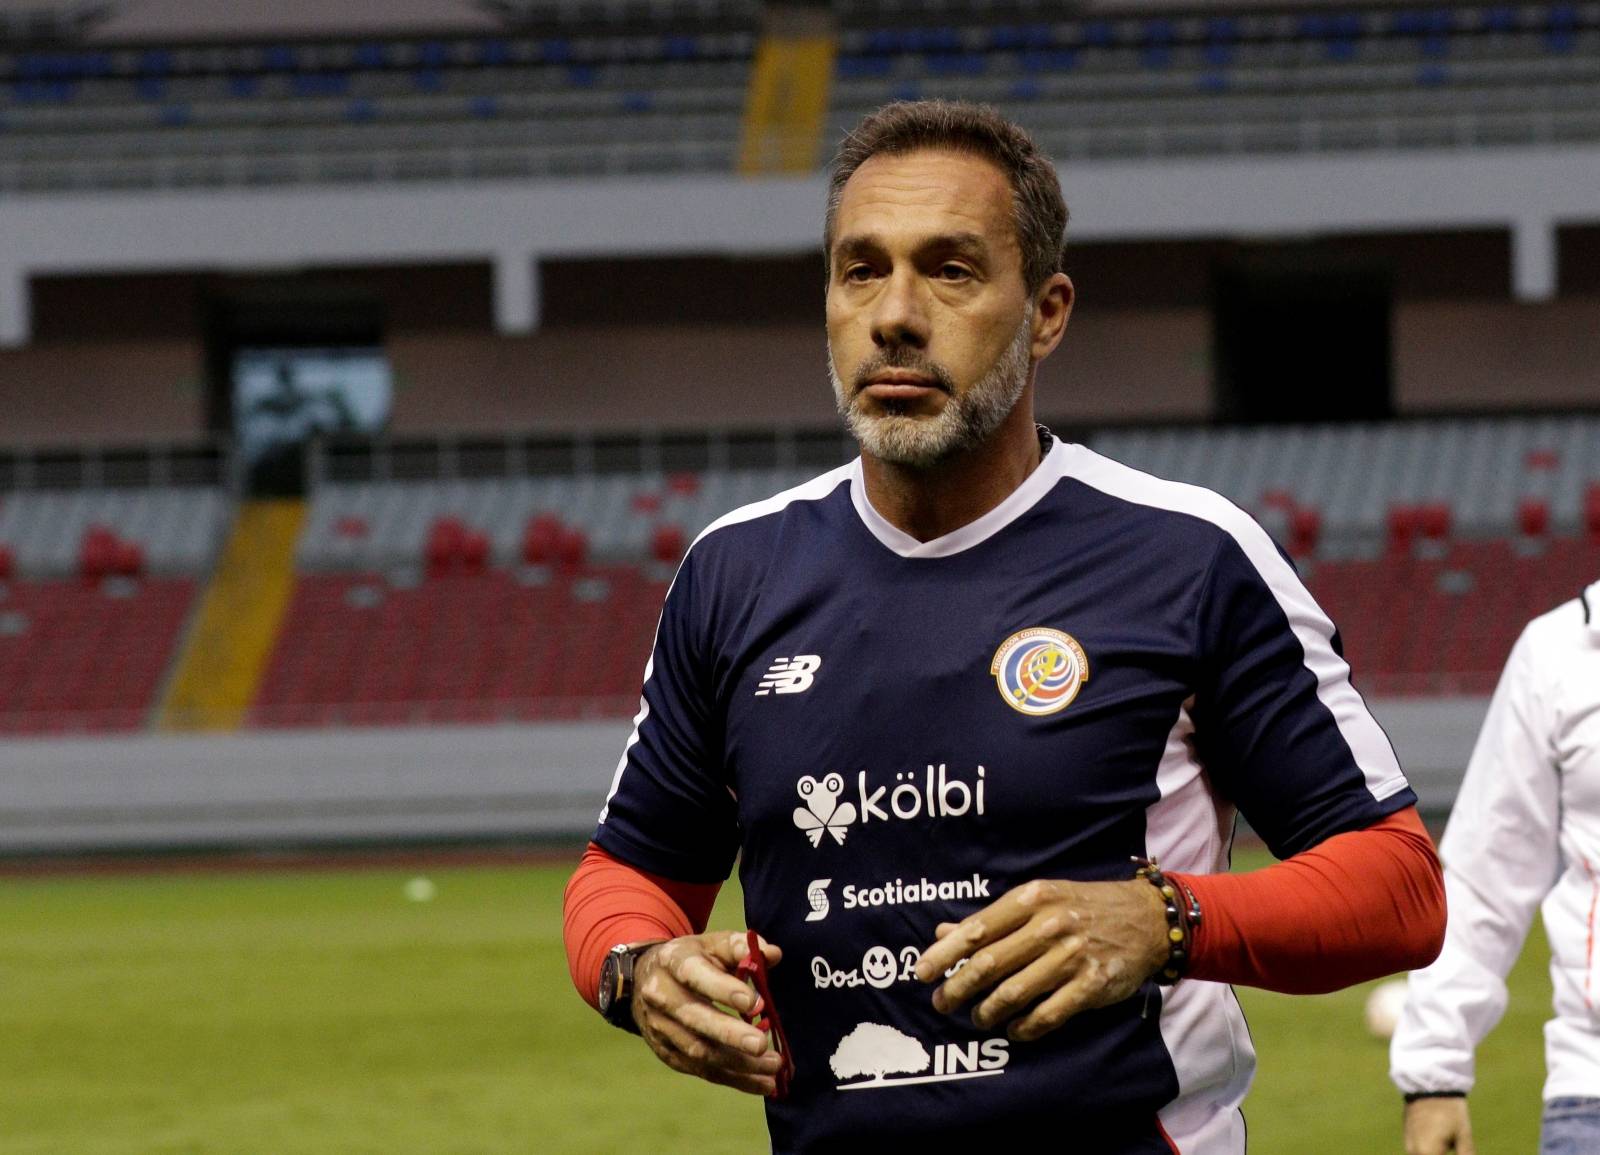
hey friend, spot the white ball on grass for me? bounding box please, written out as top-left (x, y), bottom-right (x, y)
top-left (404, 876), bottom-right (437, 903)
top-left (1364, 978), bottom-right (1409, 1039)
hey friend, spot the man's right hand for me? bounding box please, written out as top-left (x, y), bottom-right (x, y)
top-left (631, 930), bottom-right (785, 1096)
top-left (1404, 1097), bottom-right (1474, 1155)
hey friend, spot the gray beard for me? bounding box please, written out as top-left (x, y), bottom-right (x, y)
top-left (830, 310), bottom-right (1034, 469)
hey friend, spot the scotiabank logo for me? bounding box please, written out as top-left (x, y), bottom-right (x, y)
top-left (805, 874), bottom-right (991, 922)
top-left (792, 765), bottom-right (987, 848)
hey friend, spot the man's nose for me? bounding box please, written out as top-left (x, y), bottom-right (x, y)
top-left (871, 268), bottom-right (930, 349)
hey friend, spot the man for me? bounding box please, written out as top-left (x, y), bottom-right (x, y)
top-left (1391, 582), bottom-right (1600, 1155)
top-left (564, 100), bottom-right (1444, 1153)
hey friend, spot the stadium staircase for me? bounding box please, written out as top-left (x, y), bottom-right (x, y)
top-left (739, 6), bottom-right (838, 174)
top-left (157, 499), bottom-right (307, 730)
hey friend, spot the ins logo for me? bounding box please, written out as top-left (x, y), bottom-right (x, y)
top-left (991, 628), bottom-right (1090, 716)
top-left (830, 1023), bottom-right (1009, 1091)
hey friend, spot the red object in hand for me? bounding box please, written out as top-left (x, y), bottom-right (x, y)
top-left (733, 929), bottom-right (794, 1100)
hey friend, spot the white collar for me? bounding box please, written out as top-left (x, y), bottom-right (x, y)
top-left (848, 437), bottom-right (1069, 560)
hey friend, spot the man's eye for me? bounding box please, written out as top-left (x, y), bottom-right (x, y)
top-left (938, 264), bottom-right (972, 280)
top-left (844, 265), bottom-right (874, 283)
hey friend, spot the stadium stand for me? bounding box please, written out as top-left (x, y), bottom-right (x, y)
top-left (830, 1), bottom-right (1600, 160)
top-left (0, 480), bottom-right (232, 732)
top-left (238, 414), bottom-right (1600, 728)
top-left (1, 1), bottom-right (1595, 192)
top-left (0, 1), bottom-right (759, 191)
top-left (2, 416), bottom-right (1596, 733)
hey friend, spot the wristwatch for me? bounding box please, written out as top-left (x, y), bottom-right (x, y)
top-left (597, 941), bottom-right (663, 1034)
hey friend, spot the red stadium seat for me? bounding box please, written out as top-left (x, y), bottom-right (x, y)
top-left (1517, 496), bottom-right (1550, 537)
top-left (521, 513), bottom-right (562, 566)
top-left (650, 523), bottom-right (687, 565)
top-left (1288, 506), bottom-right (1321, 558)
top-left (631, 492), bottom-right (663, 514)
top-left (1418, 502), bottom-right (1451, 540)
top-left (667, 472), bottom-right (701, 496)
top-left (1385, 505), bottom-right (1419, 553)
top-left (1587, 485), bottom-right (1600, 542)
top-left (555, 527), bottom-right (589, 570)
top-left (0, 543), bottom-right (13, 580)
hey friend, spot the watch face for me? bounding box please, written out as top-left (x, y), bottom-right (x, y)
top-left (598, 952), bottom-right (621, 1015)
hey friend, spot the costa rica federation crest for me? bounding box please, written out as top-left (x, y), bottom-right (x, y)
top-left (990, 628), bottom-right (1090, 716)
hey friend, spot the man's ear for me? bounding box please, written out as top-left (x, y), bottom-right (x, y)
top-left (1031, 273), bottom-right (1074, 362)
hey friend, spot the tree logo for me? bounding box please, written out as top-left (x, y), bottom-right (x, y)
top-left (830, 1022), bottom-right (1010, 1091)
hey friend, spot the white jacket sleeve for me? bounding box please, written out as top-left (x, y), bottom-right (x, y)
top-left (1389, 627), bottom-right (1561, 1094)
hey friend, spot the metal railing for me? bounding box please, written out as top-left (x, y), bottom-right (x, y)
top-left (0, 439), bottom-right (238, 493)
top-left (307, 425), bottom-right (858, 487)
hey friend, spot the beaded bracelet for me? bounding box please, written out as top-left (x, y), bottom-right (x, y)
top-left (1131, 856), bottom-right (1202, 985)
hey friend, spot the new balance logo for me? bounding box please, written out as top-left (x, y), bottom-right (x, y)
top-left (755, 655), bottom-right (821, 696)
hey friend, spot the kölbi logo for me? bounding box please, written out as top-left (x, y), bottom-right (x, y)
top-left (791, 765), bottom-right (987, 847)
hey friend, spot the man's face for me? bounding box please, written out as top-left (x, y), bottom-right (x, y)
top-left (826, 148), bottom-right (1036, 468)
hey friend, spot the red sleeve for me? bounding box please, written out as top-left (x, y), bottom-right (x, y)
top-left (1167, 806), bottom-right (1445, 993)
top-left (562, 842), bottom-right (723, 1008)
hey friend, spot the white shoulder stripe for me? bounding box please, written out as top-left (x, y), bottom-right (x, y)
top-left (598, 461), bottom-right (855, 824)
top-left (1061, 443), bottom-right (1407, 804)
top-left (689, 461), bottom-right (856, 552)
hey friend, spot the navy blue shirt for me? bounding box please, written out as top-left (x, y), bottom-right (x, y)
top-left (594, 436), bottom-right (1414, 1154)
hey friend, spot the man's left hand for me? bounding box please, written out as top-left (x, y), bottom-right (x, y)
top-left (913, 878), bottom-right (1171, 1041)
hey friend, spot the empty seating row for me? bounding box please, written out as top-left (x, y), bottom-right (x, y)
top-left (1089, 415), bottom-right (1600, 551)
top-left (0, 486), bottom-right (232, 577)
top-left (297, 468), bottom-right (815, 571)
top-left (250, 566), bottom-right (668, 727)
top-left (0, 577), bottom-right (198, 733)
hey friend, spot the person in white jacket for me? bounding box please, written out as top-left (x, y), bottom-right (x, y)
top-left (1390, 579), bottom-right (1600, 1154)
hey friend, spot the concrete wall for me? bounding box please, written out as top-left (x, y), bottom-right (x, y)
top-left (0, 697), bottom-right (1486, 854)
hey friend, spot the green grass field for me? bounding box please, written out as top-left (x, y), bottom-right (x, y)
top-left (0, 852), bottom-right (1549, 1153)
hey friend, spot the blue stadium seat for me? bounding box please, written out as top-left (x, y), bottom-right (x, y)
top-left (413, 69), bottom-right (444, 92)
top-left (478, 39), bottom-right (513, 66)
top-left (1008, 77), bottom-right (1041, 101)
top-left (345, 98), bottom-right (378, 123)
top-left (138, 49), bottom-right (174, 76)
top-left (1417, 63), bottom-right (1449, 86)
top-left (471, 95), bottom-right (499, 118)
top-left (1021, 48), bottom-right (1077, 73)
top-left (418, 42), bottom-right (450, 69)
top-left (541, 39), bottom-right (574, 64)
top-left (1082, 21), bottom-right (1116, 48)
top-left (354, 43), bottom-right (388, 70)
top-left (158, 104), bottom-right (190, 127)
top-left (262, 45), bottom-right (298, 72)
top-left (1544, 4), bottom-right (1578, 51)
top-left (293, 73), bottom-right (350, 97)
top-left (566, 64), bottom-right (598, 87)
top-left (621, 91), bottom-right (654, 113)
top-left (926, 52), bottom-right (986, 76)
top-left (662, 35), bottom-right (700, 60)
top-left (13, 80), bottom-right (76, 103)
top-left (1481, 6), bottom-right (1519, 32)
top-left (229, 75), bottom-right (260, 98)
top-left (837, 55), bottom-right (893, 79)
top-left (1197, 71), bottom-right (1228, 93)
top-left (136, 77), bottom-right (166, 101)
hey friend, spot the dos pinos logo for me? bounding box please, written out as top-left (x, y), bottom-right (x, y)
top-left (991, 628), bottom-right (1089, 716)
